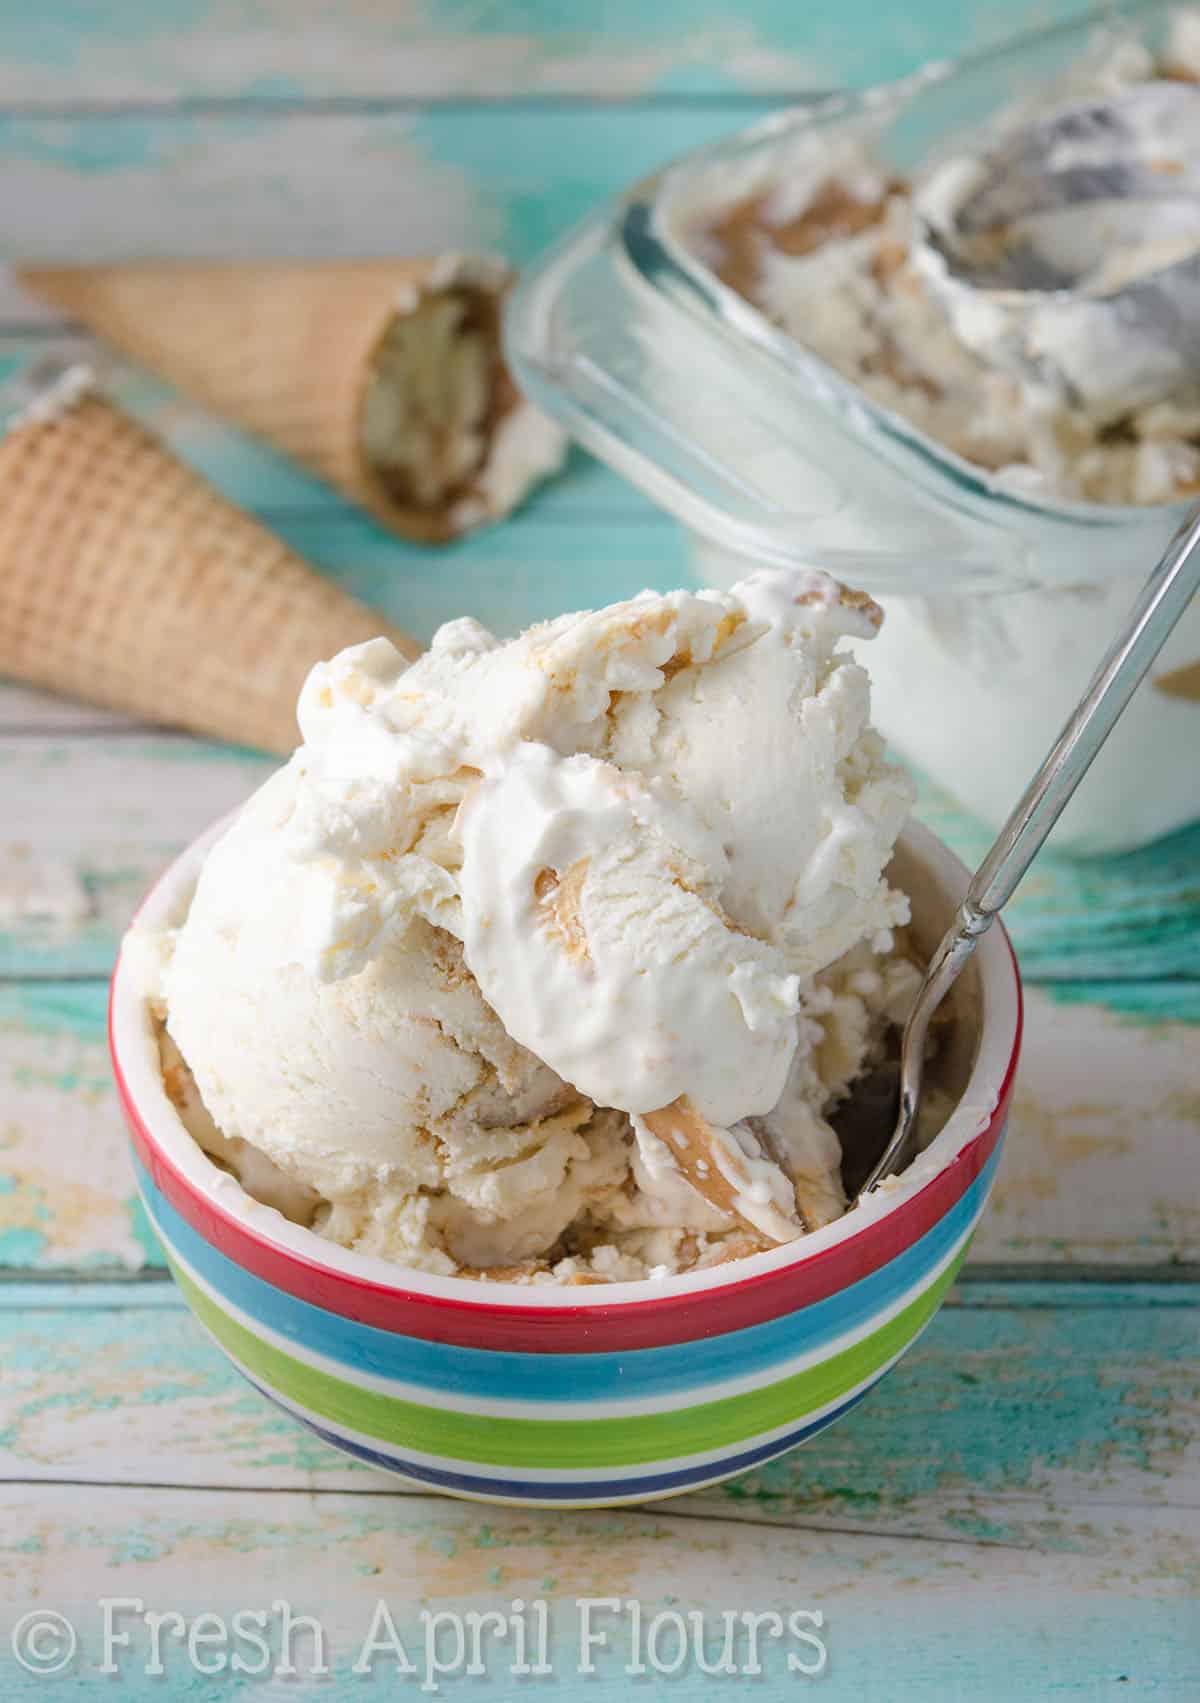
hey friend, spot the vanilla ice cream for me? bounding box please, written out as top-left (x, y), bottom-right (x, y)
top-left (640, 14), bottom-right (1200, 855)
top-left (678, 21), bottom-right (1200, 506)
top-left (147, 569), bottom-right (924, 1282)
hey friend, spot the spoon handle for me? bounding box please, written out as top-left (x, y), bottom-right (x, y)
top-left (967, 501), bottom-right (1200, 920)
top-left (862, 502), bottom-right (1200, 1195)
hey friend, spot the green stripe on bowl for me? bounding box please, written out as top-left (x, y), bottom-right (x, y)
top-left (168, 1246), bottom-right (967, 1470)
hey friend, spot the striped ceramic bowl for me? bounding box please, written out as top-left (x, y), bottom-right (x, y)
top-left (110, 817), bottom-right (1021, 1509)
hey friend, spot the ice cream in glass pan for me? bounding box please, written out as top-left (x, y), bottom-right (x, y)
top-left (506, 0), bottom-right (1200, 854)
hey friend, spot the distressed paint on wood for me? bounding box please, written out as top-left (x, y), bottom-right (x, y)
top-left (2, 1284), bottom-right (1196, 1555)
top-left (984, 992), bottom-right (1200, 1267)
top-left (915, 783), bottom-right (1200, 985)
top-left (0, 0), bottom-right (1100, 102)
top-left (0, 737), bottom-right (272, 980)
top-left (0, 982), bottom-right (1196, 1273)
top-left (4, 719), bottom-right (1198, 987)
top-left (0, 4), bottom-right (1134, 298)
top-left (0, 105), bottom-right (761, 281)
top-left (0, 983), bottom-right (149, 1271)
top-left (1, 1484), bottom-right (1195, 1701)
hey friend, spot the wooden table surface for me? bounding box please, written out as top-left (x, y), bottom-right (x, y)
top-left (1, 3), bottom-right (1197, 1698)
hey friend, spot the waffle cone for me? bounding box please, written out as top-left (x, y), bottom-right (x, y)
top-left (0, 380), bottom-right (419, 753)
top-left (18, 257), bottom-right (562, 542)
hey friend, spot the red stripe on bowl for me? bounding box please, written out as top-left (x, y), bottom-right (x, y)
top-left (113, 964), bottom-right (1020, 1353)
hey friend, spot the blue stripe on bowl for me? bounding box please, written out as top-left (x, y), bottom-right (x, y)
top-left (242, 1369), bottom-right (877, 1502)
top-left (134, 1143), bottom-right (998, 1404)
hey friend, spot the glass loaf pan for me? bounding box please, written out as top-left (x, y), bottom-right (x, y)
top-left (507, 0), bottom-right (1199, 855)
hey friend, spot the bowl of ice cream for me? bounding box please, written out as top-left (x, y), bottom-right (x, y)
top-left (109, 570), bottom-right (1021, 1506)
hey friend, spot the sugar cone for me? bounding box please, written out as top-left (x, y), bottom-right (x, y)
top-left (18, 257), bottom-right (565, 543)
top-left (0, 367), bottom-right (420, 754)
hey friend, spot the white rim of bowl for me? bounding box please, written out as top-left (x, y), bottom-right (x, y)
top-left (110, 813), bottom-right (1020, 1310)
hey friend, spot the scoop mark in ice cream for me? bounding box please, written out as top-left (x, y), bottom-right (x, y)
top-left (149, 568), bottom-right (929, 1282)
top-left (688, 21), bottom-right (1200, 507)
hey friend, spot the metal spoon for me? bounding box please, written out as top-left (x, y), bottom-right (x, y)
top-left (861, 501), bottom-right (1200, 1195)
top-left (912, 80), bottom-right (1200, 419)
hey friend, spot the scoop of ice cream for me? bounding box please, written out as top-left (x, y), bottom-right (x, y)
top-left (157, 567), bottom-right (915, 1275)
top-left (456, 742), bottom-right (806, 1128)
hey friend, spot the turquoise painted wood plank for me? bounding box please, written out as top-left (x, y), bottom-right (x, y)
top-left (258, 507), bottom-right (692, 640)
top-left (0, 736), bottom-right (273, 981)
top-left (3, 720), bottom-right (1196, 991)
top-left (2, 1283), bottom-right (1196, 1552)
top-left (913, 772), bottom-right (1200, 985)
top-left (0, 0), bottom-right (1101, 102)
top-left (974, 987), bottom-right (1199, 1268)
top-left (1037, 978), bottom-right (1200, 1021)
top-left (1, 1483), bottom-right (1195, 1701)
top-left (0, 106), bottom-right (783, 273)
top-left (0, 981), bottom-right (165, 1272)
top-left (0, 346), bottom-right (656, 525)
top-left (0, 980), bottom-right (1196, 1275)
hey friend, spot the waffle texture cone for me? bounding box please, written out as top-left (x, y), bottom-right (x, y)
top-left (0, 388), bottom-right (418, 753)
top-left (18, 257), bottom-right (528, 542)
